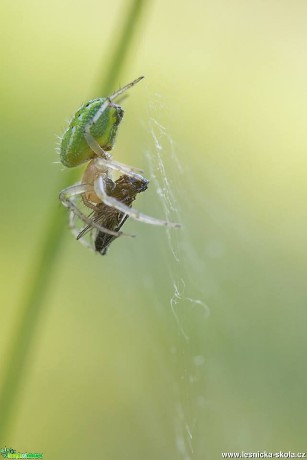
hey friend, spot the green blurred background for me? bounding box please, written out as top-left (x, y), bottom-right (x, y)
top-left (1, 0), bottom-right (307, 458)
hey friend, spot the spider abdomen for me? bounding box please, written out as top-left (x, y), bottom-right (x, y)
top-left (60, 98), bottom-right (124, 168)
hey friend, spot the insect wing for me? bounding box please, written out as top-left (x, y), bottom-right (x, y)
top-left (94, 208), bottom-right (128, 255)
top-left (77, 204), bottom-right (127, 255)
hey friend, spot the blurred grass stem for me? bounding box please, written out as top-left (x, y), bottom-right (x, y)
top-left (0, 0), bottom-right (150, 440)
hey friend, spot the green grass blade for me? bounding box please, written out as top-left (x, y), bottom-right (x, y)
top-left (0, 0), bottom-right (151, 441)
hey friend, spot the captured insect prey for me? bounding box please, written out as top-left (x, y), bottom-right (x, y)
top-left (77, 171), bottom-right (149, 255)
top-left (58, 76), bottom-right (181, 255)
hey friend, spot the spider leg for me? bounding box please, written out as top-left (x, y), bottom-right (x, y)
top-left (94, 176), bottom-right (181, 228)
top-left (83, 131), bottom-right (144, 177)
top-left (108, 76), bottom-right (144, 103)
top-left (68, 208), bottom-right (94, 251)
top-left (88, 76), bottom-right (144, 127)
top-left (59, 184), bottom-right (135, 238)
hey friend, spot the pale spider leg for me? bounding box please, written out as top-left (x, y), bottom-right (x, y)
top-left (59, 184), bottom-right (135, 238)
top-left (94, 176), bottom-right (182, 228)
top-left (69, 209), bottom-right (94, 251)
top-left (83, 132), bottom-right (144, 178)
top-left (94, 156), bottom-right (144, 177)
top-left (91, 76), bottom-right (144, 126)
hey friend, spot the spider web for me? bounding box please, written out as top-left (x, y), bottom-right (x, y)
top-left (144, 92), bottom-right (210, 459)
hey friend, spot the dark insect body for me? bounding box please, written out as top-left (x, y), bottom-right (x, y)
top-left (78, 174), bottom-right (148, 255)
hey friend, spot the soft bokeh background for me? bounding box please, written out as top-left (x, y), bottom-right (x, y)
top-left (1, 0), bottom-right (307, 458)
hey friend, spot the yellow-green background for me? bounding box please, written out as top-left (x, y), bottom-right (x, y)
top-left (1, 0), bottom-right (307, 458)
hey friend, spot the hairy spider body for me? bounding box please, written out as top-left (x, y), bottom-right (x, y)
top-left (60, 99), bottom-right (123, 168)
top-left (58, 76), bottom-right (180, 255)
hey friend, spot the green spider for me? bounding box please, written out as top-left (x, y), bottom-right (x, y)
top-left (58, 76), bottom-right (180, 255)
